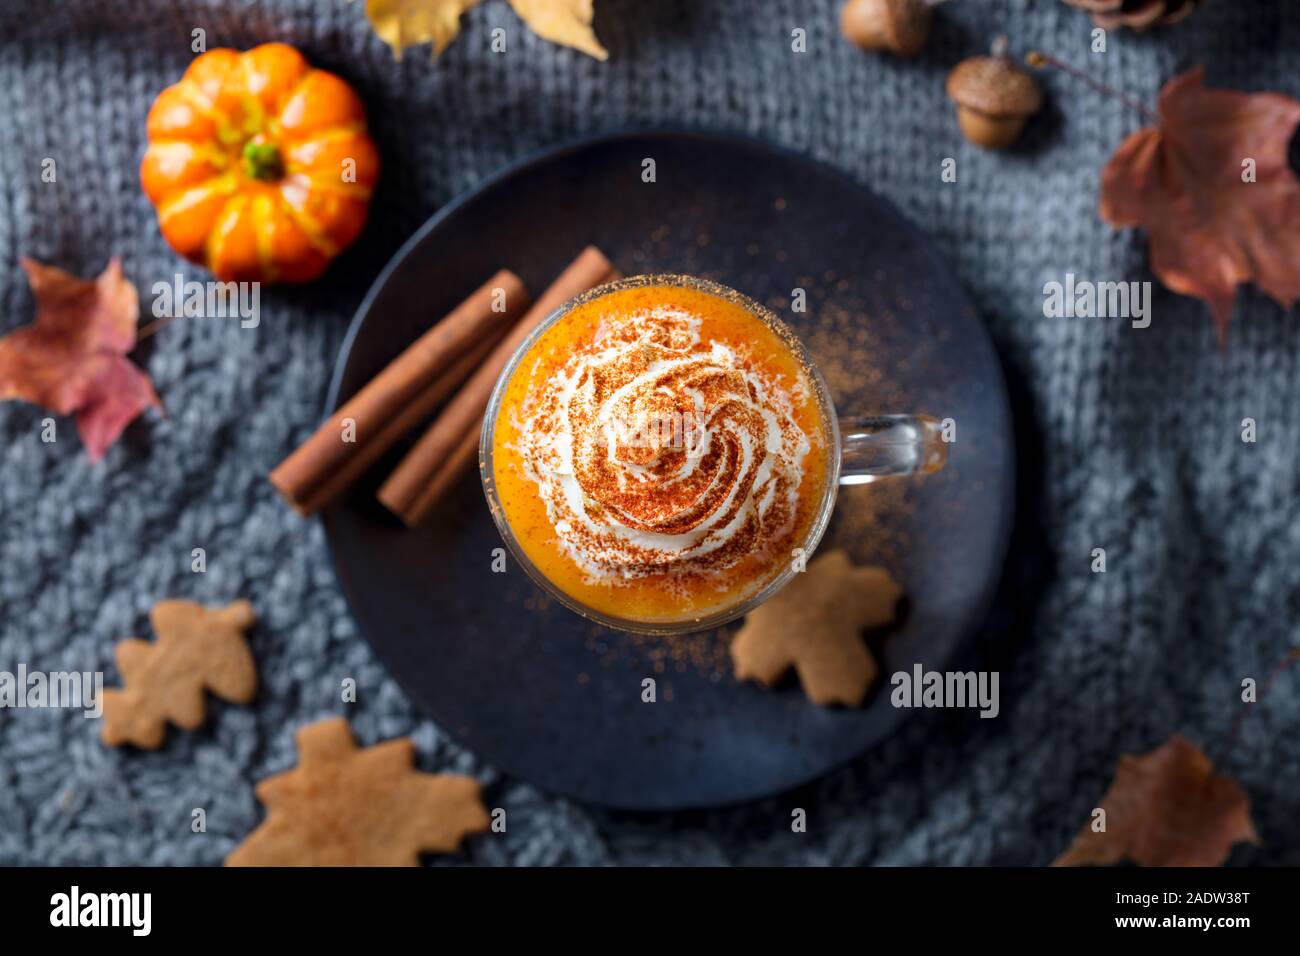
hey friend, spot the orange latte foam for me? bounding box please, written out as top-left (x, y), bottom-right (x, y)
top-left (492, 282), bottom-right (830, 624)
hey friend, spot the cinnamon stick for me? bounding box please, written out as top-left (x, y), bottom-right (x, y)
top-left (378, 246), bottom-right (616, 526)
top-left (404, 425), bottom-right (482, 520)
top-left (269, 270), bottom-right (530, 514)
top-left (294, 326), bottom-right (510, 515)
top-left (389, 262), bottom-right (625, 524)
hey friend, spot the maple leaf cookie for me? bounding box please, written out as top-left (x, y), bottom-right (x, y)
top-left (227, 717), bottom-right (490, 867)
top-left (101, 599), bottom-right (257, 748)
top-left (730, 549), bottom-right (901, 707)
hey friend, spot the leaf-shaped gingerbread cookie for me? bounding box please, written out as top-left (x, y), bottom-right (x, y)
top-left (227, 717), bottom-right (490, 866)
top-left (101, 599), bottom-right (257, 748)
top-left (730, 549), bottom-right (902, 706)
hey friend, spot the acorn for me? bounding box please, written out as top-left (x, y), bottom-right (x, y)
top-left (840, 0), bottom-right (934, 57)
top-left (945, 38), bottom-right (1043, 149)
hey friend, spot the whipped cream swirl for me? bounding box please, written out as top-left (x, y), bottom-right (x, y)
top-left (515, 306), bottom-right (812, 581)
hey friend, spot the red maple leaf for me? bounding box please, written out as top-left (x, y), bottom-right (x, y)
top-left (0, 258), bottom-right (159, 462)
top-left (1102, 67), bottom-right (1300, 342)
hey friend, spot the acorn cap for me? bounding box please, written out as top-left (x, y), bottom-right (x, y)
top-left (945, 55), bottom-right (1044, 118)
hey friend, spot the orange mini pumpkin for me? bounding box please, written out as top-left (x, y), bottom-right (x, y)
top-left (141, 43), bottom-right (379, 284)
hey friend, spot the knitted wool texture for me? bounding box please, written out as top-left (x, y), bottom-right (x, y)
top-left (1, 0), bottom-right (1297, 864)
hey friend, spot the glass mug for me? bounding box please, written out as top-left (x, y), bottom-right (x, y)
top-left (481, 274), bottom-right (946, 635)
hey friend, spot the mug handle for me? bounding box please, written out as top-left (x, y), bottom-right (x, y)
top-left (839, 415), bottom-right (948, 484)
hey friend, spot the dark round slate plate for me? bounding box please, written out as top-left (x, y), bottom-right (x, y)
top-left (322, 129), bottom-right (1014, 810)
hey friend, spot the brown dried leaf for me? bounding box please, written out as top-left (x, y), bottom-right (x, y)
top-left (1102, 67), bottom-right (1300, 341)
top-left (1053, 734), bottom-right (1259, 867)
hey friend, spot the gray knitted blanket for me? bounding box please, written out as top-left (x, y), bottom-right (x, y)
top-left (1, 0), bottom-right (1297, 866)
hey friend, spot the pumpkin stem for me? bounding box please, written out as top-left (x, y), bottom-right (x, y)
top-left (242, 142), bottom-right (284, 181)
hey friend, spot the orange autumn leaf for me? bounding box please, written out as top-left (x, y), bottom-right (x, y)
top-left (1102, 67), bottom-right (1300, 341)
top-left (0, 258), bottom-right (158, 462)
top-left (1053, 734), bottom-right (1259, 867)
